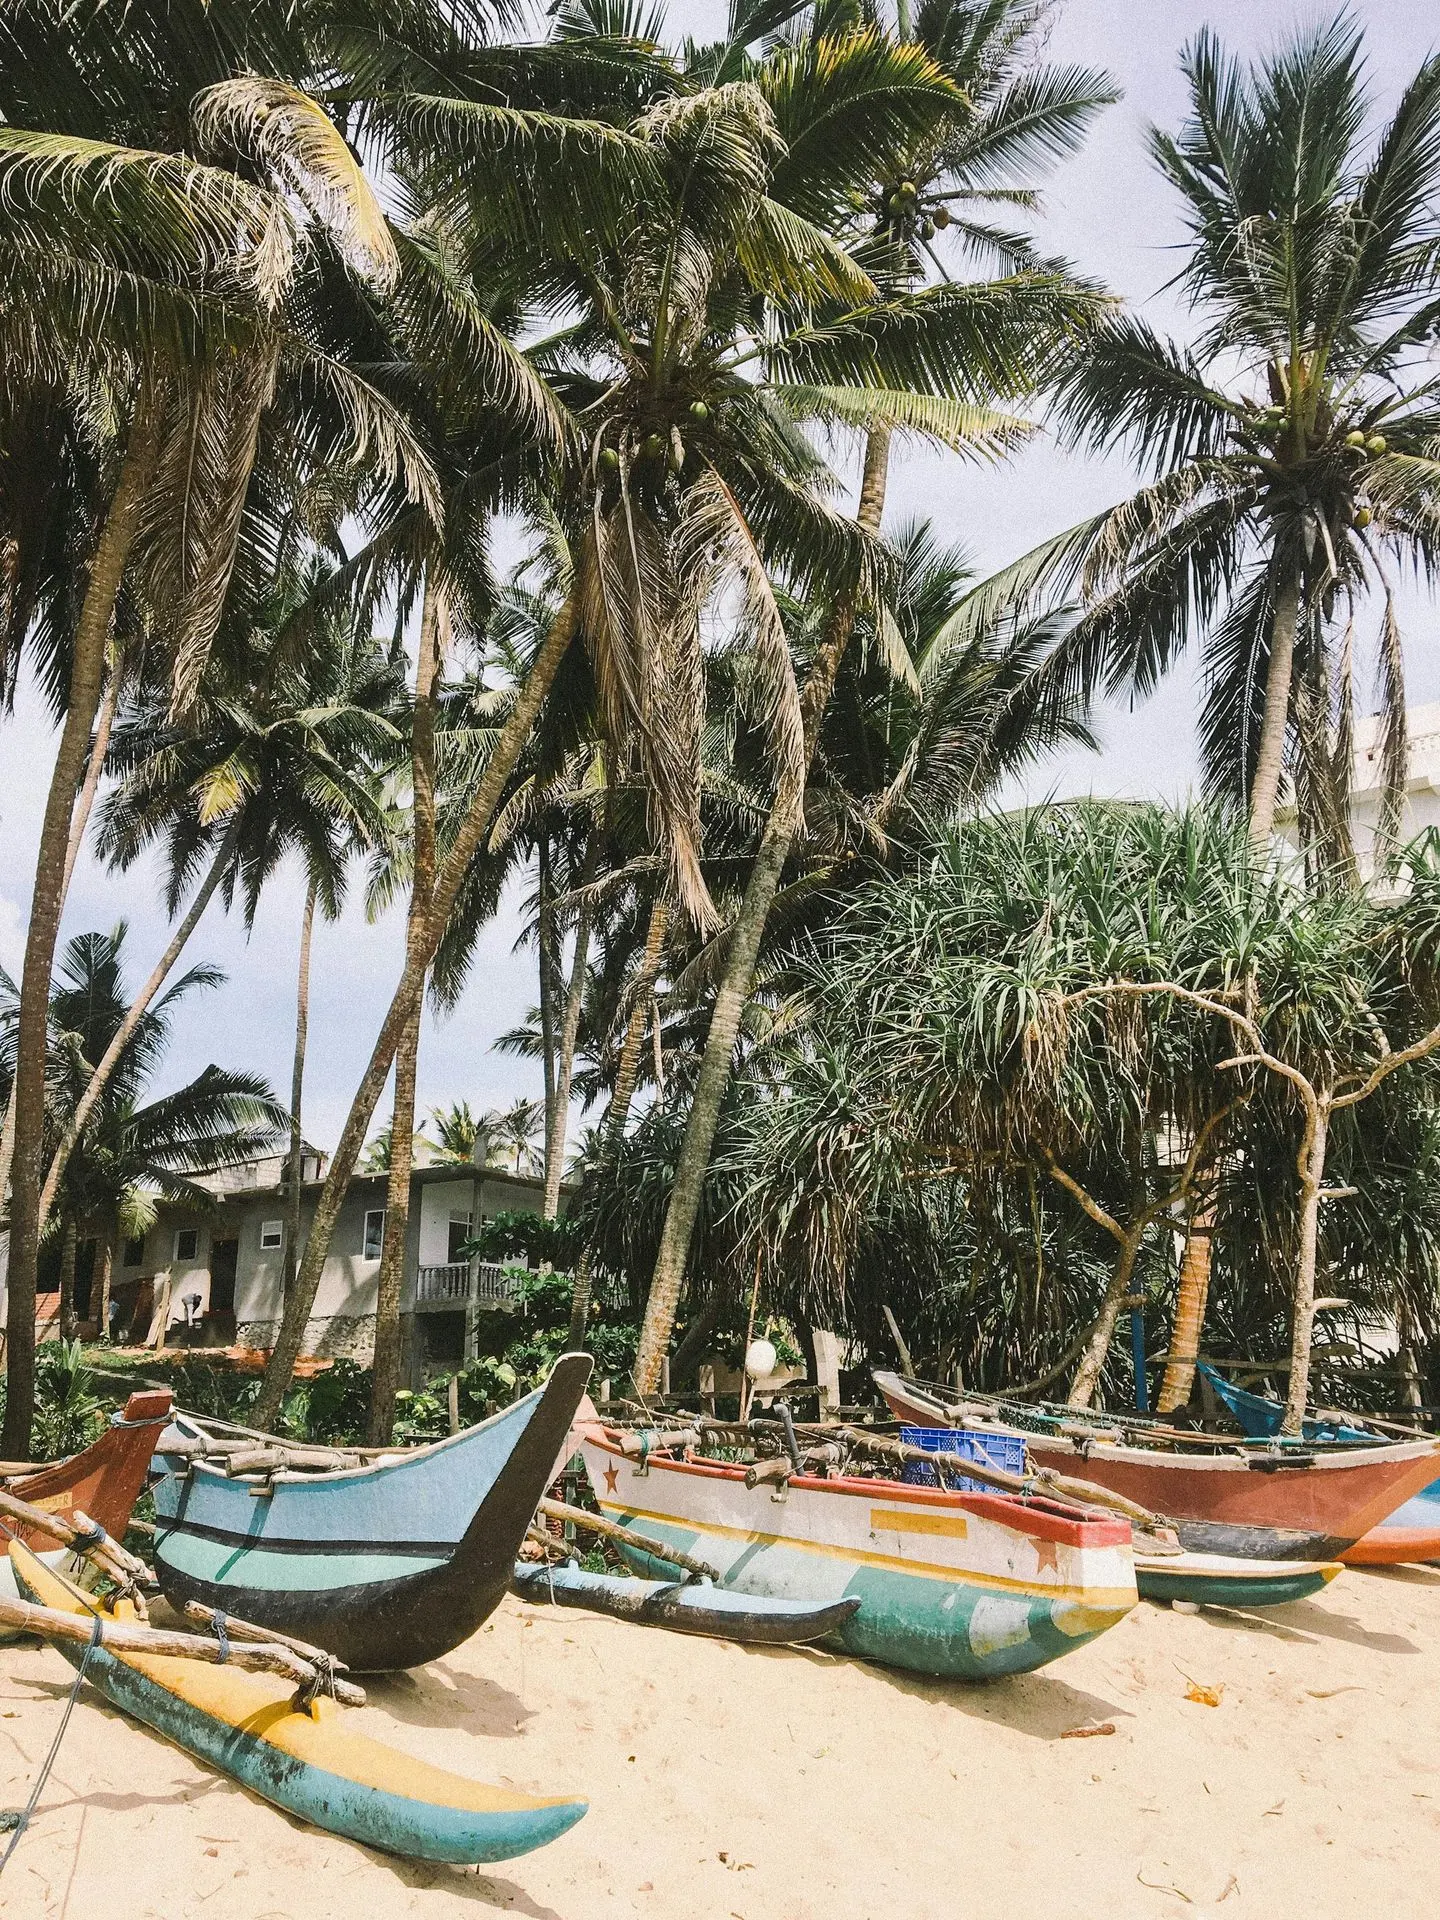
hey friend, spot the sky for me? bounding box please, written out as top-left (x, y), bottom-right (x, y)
top-left (2, 0), bottom-right (1438, 1151)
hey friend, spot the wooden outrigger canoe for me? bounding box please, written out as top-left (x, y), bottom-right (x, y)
top-left (151, 1355), bottom-right (592, 1671)
top-left (577, 1426), bottom-right (1137, 1680)
top-left (11, 1542), bottom-right (586, 1864)
top-left (875, 1371), bottom-right (1440, 1563)
top-left (1192, 1365), bottom-right (1440, 1567)
top-left (0, 1390), bottom-right (173, 1623)
top-left (511, 1558), bottom-right (863, 1644)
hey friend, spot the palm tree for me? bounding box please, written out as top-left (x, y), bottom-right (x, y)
top-left (488, 1098), bottom-right (547, 1178)
top-left (256, 31), bottom-right (1043, 1423)
top-left (1040, 19), bottom-right (1440, 861)
top-left (635, 3), bottom-right (1116, 1390)
top-left (38, 579), bottom-right (404, 1234)
top-left (428, 1100), bottom-right (503, 1167)
top-left (0, 3), bottom-right (432, 1453)
top-left (1, 927), bottom-right (286, 1361)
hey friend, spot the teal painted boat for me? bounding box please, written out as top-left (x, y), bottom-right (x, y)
top-left (578, 1428), bottom-right (1138, 1680)
top-left (151, 1354), bottom-right (592, 1670)
top-left (12, 1541), bottom-right (587, 1864)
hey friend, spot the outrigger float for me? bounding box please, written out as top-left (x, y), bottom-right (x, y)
top-left (10, 1542), bottom-right (586, 1864)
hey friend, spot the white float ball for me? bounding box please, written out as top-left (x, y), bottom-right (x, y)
top-left (744, 1337), bottom-right (778, 1381)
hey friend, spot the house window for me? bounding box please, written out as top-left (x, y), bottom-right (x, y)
top-left (122, 1235), bottom-right (145, 1268)
top-left (259, 1219), bottom-right (283, 1252)
top-left (174, 1227), bottom-right (199, 1263)
top-left (363, 1209), bottom-right (385, 1259)
top-left (447, 1213), bottom-right (473, 1263)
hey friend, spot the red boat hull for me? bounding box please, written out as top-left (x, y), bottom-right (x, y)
top-left (6, 1390), bottom-right (172, 1547)
top-left (875, 1375), bottom-right (1440, 1561)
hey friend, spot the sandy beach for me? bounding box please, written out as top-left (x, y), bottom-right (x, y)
top-left (0, 1566), bottom-right (1437, 1920)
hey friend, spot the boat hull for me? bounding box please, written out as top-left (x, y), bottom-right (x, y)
top-left (1191, 1366), bottom-right (1440, 1566)
top-left (152, 1355), bottom-right (592, 1670)
top-left (12, 1544), bottom-right (585, 1864)
top-left (874, 1373), bottom-right (1440, 1562)
top-left (579, 1434), bottom-right (1137, 1681)
top-left (5, 1389), bottom-right (172, 1548)
top-left (510, 1559), bottom-right (862, 1644)
top-left (1134, 1550), bottom-right (1341, 1607)
top-left (1342, 1480), bottom-right (1440, 1565)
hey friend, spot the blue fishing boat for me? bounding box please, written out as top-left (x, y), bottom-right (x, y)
top-left (151, 1353), bottom-right (592, 1671)
top-left (12, 1543), bottom-right (586, 1863)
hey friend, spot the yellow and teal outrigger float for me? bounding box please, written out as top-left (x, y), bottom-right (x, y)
top-left (10, 1542), bottom-right (587, 1865)
top-left (578, 1425), bottom-right (1138, 1679)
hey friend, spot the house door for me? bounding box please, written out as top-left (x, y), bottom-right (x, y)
top-left (209, 1239), bottom-right (239, 1323)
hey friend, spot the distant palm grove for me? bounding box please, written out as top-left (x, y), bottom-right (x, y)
top-left (4, 0), bottom-right (1440, 1456)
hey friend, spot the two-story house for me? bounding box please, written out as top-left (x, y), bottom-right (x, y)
top-left (0, 1148), bottom-right (566, 1383)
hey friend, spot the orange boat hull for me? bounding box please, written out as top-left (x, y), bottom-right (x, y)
top-left (6, 1389), bottom-right (171, 1545)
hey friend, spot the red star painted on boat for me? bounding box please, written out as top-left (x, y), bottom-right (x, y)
top-left (603, 1463), bottom-right (620, 1494)
top-left (1034, 1538), bottom-right (1060, 1574)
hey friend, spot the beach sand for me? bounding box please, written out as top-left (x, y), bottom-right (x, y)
top-left (0, 1568), bottom-right (1437, 1920)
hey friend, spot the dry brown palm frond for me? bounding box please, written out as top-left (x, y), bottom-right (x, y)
top-left (193, 77), bottom-right (399, 294)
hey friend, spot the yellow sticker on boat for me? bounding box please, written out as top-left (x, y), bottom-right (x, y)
top-left (870, 1507), bottom-right (968, 1540)
top-left (28, 1493), bottom-right (72, 1514)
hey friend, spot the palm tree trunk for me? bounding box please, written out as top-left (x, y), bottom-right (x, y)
top-left (368, 986), bottom-right (423, 1445)
top-left (95, 1223), bottom-right (114, 1344)
top-left (368, 575), bottom-right (441, 1447)
top-left (537, 833), bottom-right (558, 1187)
top-left (37, 812), bottom-right (243, 1232)
top-left (545, 830), bottom-right (598, 1219)
top-left (60, 642), bottom-right (123, 905)
top-left (1249, 569), bottom-right (1302, 851)
top-left (281, 876), bottom-right (318, 1303)
top-left (633, 426), bottom-right (892, 1394)
top-left (0, 654), bottom-right (122, 1212)
top-left (3, 387), bottom-right (162, 1459)
top-left (57, 1213), bottom-right (78, 1344)
top-left (1156, 1185), bottom-right (1216, 1413)
top-left (566, 895), bottom-right (669, 1349)
top-left (255, 593), bottom-right (576, 1433)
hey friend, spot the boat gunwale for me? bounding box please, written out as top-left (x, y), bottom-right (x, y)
top-left (584, 1430), bottom-right (1132, 1548)
top-left (164, 1379), bottom-right (551, 1492)
top-left (874, 1378), bottom-right (1440, 1477)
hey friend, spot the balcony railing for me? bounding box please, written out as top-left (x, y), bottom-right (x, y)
top-left (415, 1260), bottom-right (520, 1309)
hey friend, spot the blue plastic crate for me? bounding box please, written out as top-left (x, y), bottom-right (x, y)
top-left (899, 1425), bottom-right (1027, 1494)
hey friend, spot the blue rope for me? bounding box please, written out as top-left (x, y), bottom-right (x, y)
top-left (0, 1610), bottom-right (105, 1876)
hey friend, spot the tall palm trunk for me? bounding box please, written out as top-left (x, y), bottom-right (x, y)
top-left (57, 1212), bottom-right (78, 1343)
top-left (0, 648), bottom-right (123, 1212)
top-left (545, 829), bottom-right (598, 1219)
top-left (60, 642), bottom-right (124, 904)
top-left (567, 894), bottom-right (669, 1348)
top-left (95, 1222), bottom-right (114, 1344)
top-left (1067, 1216), bottom-right (1148, 1409)
top-left (1249, 569), bottom-right (1302, 851)
top-left (633, 427), bottom-right (892, 1394)
top-left (256, 593), bottom-right (576, 1433)
top-left (369, 990), bottom-right (423, 1443)
top-left (537, 833), bottom-right (558, 1178)
top-left (3, 389), bottom-right (162, 1458)
top-left (1156, 1186), bottom-right (1216, 1414)
top-left (281, 876), bottom-right (318, 1303)
top-left (37, 812), bottom-right (244, 1231)
top-left (368, 578), bottom-right (441, 1446)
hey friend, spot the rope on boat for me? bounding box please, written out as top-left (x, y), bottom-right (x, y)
top-left (0, 1611), bottom-right (103, 1877)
